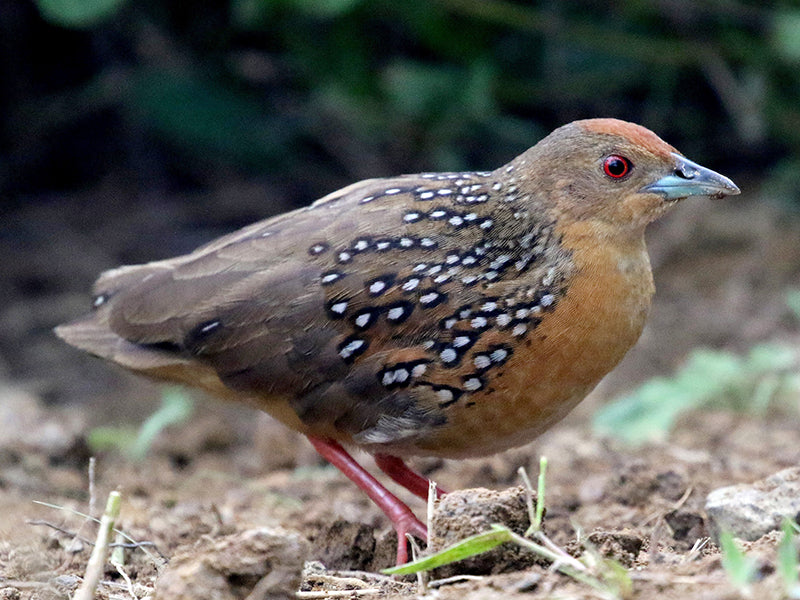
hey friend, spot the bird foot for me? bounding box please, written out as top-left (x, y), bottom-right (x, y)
top-left (392, 507), bottom-right (428, 565)
top-left (307, 436), bottom-right (429, 565)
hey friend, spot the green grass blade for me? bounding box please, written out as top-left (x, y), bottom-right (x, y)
top-left (382, 525), bottom-right (513, 575)
top-left (719, 531), bottom-right (756, 589)
top-left (779, 519), bottom-right (800, 598)
top-left (130, 388), bottom-right (194, 460)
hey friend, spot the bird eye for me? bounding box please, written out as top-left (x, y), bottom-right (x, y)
top-left (603, 155), bottom-right (632, 179)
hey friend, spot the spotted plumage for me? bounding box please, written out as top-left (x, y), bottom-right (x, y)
top-left (56, 118), bottom-right (739, 565)
top-left (59, 145), bottom-right (574, 457)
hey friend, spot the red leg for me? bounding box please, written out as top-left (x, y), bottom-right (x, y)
top-left (374, 454), bottom-right (447, 501)
top-left (307, 436), bottom-right (427, 565)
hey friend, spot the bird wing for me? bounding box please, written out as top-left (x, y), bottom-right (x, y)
top-left (56, 170), bottom-right (572, 450)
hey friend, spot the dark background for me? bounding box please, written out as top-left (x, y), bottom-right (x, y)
top-left (2, 0), bottom-right (799, 410)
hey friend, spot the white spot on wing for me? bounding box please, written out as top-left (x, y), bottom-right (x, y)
top-left (402, 278), bottom-right (420, 292)
top-left (436, 388), bottom-right (454, 403)
top-left (331, 301), bottom-right (348, 314)
top-left (420, 291), bottom-right (440, 305)
top-left (470, 316), bottom-right (488, 329)
top-left (200, 321), bottom-right (220, 333)
top-left (339, 339), bottom-right (365, 359)
top-left (490, 348), bottom-right (508, 362)
top-left (495, 313), bottom-right (511, 327)
top-left (464, 377), bottom-right (482, 391)
top-left (387, 306), bottom-right (407, 320)
top-left (474, 355), bottom-right (491, 370)
top-left (440, 348), bottom-right (457, 363)
top-left (453, 335), bottom-right (471, 348)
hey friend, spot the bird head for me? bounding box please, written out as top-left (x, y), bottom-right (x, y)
top-left (515, 118), bottom-right (740, 234)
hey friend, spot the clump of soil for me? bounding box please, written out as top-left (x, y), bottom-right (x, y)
top-left (2, 395), bottom-right (800, 599)
top-left (429, 486), bottom-right (539, 577)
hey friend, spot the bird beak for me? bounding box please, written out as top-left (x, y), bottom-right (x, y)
top-left (641, 152), bottom-right (740, 200)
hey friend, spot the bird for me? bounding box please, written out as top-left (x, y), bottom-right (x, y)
top-left (56, 118), bottom-right (739, 565)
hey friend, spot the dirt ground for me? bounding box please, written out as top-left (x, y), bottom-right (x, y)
top-left (1, 181), bottom-right (799, 599)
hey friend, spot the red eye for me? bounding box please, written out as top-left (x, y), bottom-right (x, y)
top-left (603, 155), bottom-right (632, 179)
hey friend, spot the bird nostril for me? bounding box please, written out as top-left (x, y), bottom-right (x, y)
top-left (675, 164), bottom-right (698, 180)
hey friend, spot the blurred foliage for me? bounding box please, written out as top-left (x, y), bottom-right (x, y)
top-left (5, 1), bottom-right (800, 206)
top-left (593, 343), bottom-right (800, 445)
top-left (719, 530), bottom-right (758, 593)
top-left (787, 287), bottom-right (800, 318)
top-left (594, 289), bottom-right (800, 445)
top-left (778, 519), bottom-right (800, 599)
top-left (35, 0), bottom-right (127, 29)
top-left (87, 387), bottom-right (194, 459)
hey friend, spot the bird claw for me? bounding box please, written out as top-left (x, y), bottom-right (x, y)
top-left (392, 510), bottom-right (428, 565)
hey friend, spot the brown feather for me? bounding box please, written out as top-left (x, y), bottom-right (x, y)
top-left (57, 118), bottom-right (738, 458)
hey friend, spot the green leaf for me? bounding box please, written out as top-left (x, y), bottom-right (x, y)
top-left (747, 343), bottom-right (797, 373)
top-left (130, 388), bottom-right (194, 460)
top-left (382, 525), bottom-right (513, 575)
top-left (779, 519), bottom-right (800, 598)
top-left (720, 531), bottom-right (757, 590)
top-left (87, 425), bottom-right (138, 454)
top-left (288, 0), bottom-right (361, 18)
top-left (592, 375), bottom-right (706, 444)
top-left (598, 555), bottom-right (634, 599)
top-left (382, 61), bottom-right (460, 119)
top-left (35, 0), bottom-right (127, 29)
top-left (773, 11), bottom-right (800, 62)
top-left (232, 0), bottom-right (360, 25)
top-left (87, 388), bottom-right (194, 459)
top-left (594, 343), bottom-right (799, 444)
top-left (787, 288), bottom-right (800, 321)
top-left (127, 68), bottom-right (296, 170)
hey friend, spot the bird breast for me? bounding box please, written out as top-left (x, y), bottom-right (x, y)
top-left (407, 222), bottom-right (654, 459)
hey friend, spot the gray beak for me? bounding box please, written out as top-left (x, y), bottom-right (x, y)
top-left (641, 152), bottom-right (740, 200)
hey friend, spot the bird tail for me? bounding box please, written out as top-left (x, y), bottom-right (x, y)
top-left (55, 314), bottom-right (233, 399)
top-left (55, 313), bottom-right (183, 371)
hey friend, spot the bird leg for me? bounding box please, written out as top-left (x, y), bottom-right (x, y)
top-left (374, 453), bottom-right (447, 501)
top-left (307, 436), bottom-right (428, 565)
